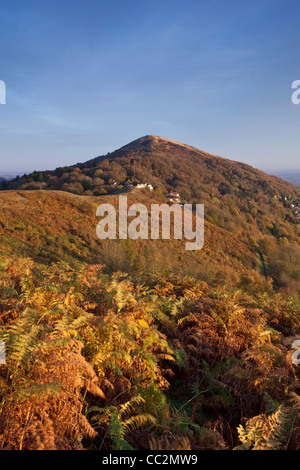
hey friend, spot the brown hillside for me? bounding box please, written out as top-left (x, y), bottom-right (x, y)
top-left (0, 189), bottom-right (260, 289)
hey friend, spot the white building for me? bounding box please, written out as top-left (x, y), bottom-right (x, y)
top-left (136, 183), bottom-right (153, 191)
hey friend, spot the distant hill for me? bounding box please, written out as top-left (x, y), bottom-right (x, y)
top-left (2, 135), bottom-right (300, 248)
top-left (0, 173), bottom-right (22, 183)
top-left (1, 141), bottom-right (300, 451)
top-left (4, 135), bottom-right (297, 196)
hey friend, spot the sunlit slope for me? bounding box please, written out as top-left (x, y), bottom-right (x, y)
top-left (0, 189), bottom-right (260, 287)
top-left (4, 135), bottom-right (300, 248)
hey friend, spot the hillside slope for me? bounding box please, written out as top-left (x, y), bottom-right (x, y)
top-left (2, 135), bottom-right (300, 293)
top-left (1, 142), bottom-right (300, 449)
top-left (0, 189), bottom-right (263, 290)
top-left (3, 136), bottom-right (299, 244)
top-left (1, 189), bottom-right (300, 451)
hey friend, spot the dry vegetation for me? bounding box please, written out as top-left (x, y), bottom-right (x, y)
top-left (0, 136), bottom-right (300, 450)
top-left (1, 257), bottom-right (300, 450)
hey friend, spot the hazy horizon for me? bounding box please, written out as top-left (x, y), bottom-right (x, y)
top-left (0, 134), bottom-right (300, 177)
top-left (1, 145), bottom-right (300, 183)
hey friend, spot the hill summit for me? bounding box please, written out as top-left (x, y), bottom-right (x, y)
top-left (2, 134), bottom-right (300, 293)
top-left (2, 135), bottom-right (299, 241)
top-left (112, 134), bottom-right (220, 155)
top-left (1, 138), bottom-right (300, 451)
top-left (85, 134), bottom-right (234, 166)
top-left (3, 134), bottom-right (298, 197)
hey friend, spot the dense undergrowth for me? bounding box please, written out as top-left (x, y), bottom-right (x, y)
top-left (1, 257), bottom-right (300, 450)
top-left (0, 162), bottom-right (300, 450)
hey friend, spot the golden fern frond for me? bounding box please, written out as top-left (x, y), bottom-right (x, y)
top-left (235, 405), bottom-right (295, 450)
top-left (119, 396), bottom-right (145, 417)
top-left (123, 413), bottom-right (156, 432)
top-left (82, 378), bottom-right (106, 399)
top-left (55, 313), bottom-right (94, 337)
top-left (77, 414), bottom-right (97, 439)
top-left (289, 392), bottom-right (300, 410)
top-left (8, 319), bottom-right (45, 368)
top-left (20, 277), bottom-right (35, 303)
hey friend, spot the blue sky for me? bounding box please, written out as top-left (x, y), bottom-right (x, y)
top-left (0, 0), bottom-right (300, 173)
